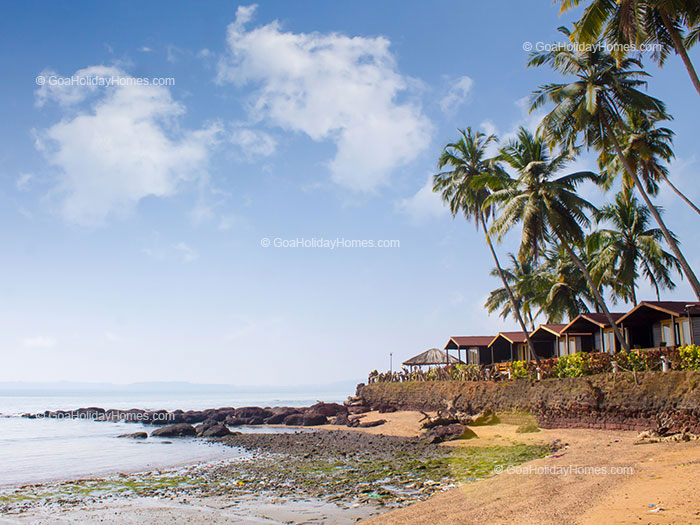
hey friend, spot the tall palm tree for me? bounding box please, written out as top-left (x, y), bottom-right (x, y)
top-left (589, 190), bottom-right (681, 305)
top-left (559, 0), bottom-right (700, 97)
top-left (433, 128), bottom-right (538, 362)
top-left (485, 254), bottom-right (539, 330)
top-left (488, 127), bottom-right (631, 351)
top-left (528, 30), bottom-right (700, 300)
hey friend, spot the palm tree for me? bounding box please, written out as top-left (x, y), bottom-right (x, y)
top-left (588, 190), bottom-right (681, 305)
top-left (488, 127), bottom-right (631, 351)
top-left (433, 128), bottom-right (538, 362)
top-left (616, 111), bottom-right (700, 216)
top-left (537, 245), bottom-right (597, 323)
top-left (528, 30), bottom-right (700, 300)
top-left (559, 0), bottom-right (700, 97)
top-left (485, 254), bottom-right (539, 330)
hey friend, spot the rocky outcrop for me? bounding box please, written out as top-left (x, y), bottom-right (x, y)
top-left (357, 371), bottom-right (700, 433)
top-left (117, 432), bottom-right (148, 439)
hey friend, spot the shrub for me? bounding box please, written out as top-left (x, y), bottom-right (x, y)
top-left (552, 352), bottom-right (589, 378)
top-left (510, 360), bottom-right (531, 379)
top-left (679, 345), bottom-right (700, 371)
top-left (614, 350), bottom-right (648, 372)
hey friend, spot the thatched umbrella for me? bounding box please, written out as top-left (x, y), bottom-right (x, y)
top-left (402, 348), bottom-right (463, 369)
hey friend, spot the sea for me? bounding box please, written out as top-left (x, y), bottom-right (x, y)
top-left (0, 384), bottom-right (352, 487)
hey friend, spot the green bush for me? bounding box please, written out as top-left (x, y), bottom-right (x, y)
top-left (679, 345), bottom-right (700, 371)
top-left (552, 352), bottom-right (588, 378)
top-left (510, 360), bottom-right (530, 379)
top-left (614, 350), bottom-right (648, 371)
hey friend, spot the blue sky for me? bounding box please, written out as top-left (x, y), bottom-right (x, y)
top-left (1, 1), bottom-right (699, 385)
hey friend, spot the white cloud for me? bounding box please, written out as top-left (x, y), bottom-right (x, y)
top-left (217, 4), bottom-right (431, 192)
top-left (16, 172), bottom-right (33, 191)
top-left (34, 65), bottom-right (219, 225)
top-left (480, 96), bottom-right (546, 145)
top-left (230, 127), bottom-right (277, 160)
top-left (174, 242), bottom-right (199, 262)
top-left (396, 174), bottom-right (447, 222)
top-left (22, 336), bottom-right (56, 349)
top-left (439, 76), bottom-right (473, 114)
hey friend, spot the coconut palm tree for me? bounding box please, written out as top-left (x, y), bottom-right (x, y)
top-left (485, 254), bottom-right (539, 330)
top-left (433, 128), bottom-right (538, 362)
top-left (528, 30), bottom-right (700, 300)
top-left (559, 0), bottom-right (700, 97)
top-left (537, 244), bottom-right (597, 323)
top-left (488, 127), bottom-right (631, 351)
top-left (610, 111), bottom-right (700, 216)
top-left (588, 190), bottom-right (681, 305)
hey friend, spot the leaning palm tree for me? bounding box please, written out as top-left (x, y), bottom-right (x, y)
top-left (529, 30), bottom-right (700, 299)
top-left (588, 190), bottom-right (681, 305)
top-left (559, 0), bottom-right (700, 97)
top-left (614, 111), bottom-right (700, 216)
top-left (485, 254), bottom-right (539, 330)
top-left (489, 127), bottom-right (630, 352)
top-left (433, 128), bottom-right (538, 362)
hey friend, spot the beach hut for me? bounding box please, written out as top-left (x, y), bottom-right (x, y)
top-left (402, 348), bottom-right (463, 370)
top-left (617, 301), bottom-right (700, 350)
top-left (530, 324), bottom-right (567, 358)
top-left (559, 312), bottom-right (625, 354)
top-left (443, 336), bottom-right (494, 365)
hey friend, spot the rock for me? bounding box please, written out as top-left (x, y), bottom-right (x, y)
top-left (182, 410), bottom-right (208, 424)
top-left (515, 422), bottom-right (541, 434)
top-left (467, 409), bottom-right (500, 426)
top-left (200, 424), bottom-right (232, 437)
top-left (225, 416), bottom-right (250, 426)
top-left (359, 419), bottom-right (386, 428)
top-left (117, 432), bottom-right (148, 439)
top-left (424, 424), bottom-right (477, 443)
top-left (303, 412), bottom-right (328, 426)
top-left (235, 407), bottom-right (273, 420)
top-left (194, 418), bottom-right (220, 435)
top-left (264, 407), bottom-right (301, 424)
top-left (347, 405), bottom-right (371, 415)
top-left (283, 413), bottom-right (305, 426)
top-left (306, 402), bottom-right (347, 417)
top-left (204, 407), bottom-right (236, 422)
top-left (151, 423), bottom-right (197, 437)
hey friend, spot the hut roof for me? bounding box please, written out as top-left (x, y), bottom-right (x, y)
top-left (402, 348), bottom-right (463, 366)
top-left (444, 336), bottom-right (494, 349)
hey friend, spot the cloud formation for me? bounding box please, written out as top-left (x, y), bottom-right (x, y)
top-left (396, 174), bottom-right (447, 222)
top-left (217, 5), bottom-right (431, 192)
top-left (35, 66), bottom-right (219, 225)
top-left (439, 76), bottom-right (473, 114)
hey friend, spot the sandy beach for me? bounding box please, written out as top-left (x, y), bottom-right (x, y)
top-left (1, 410), bottom-right (699, 523)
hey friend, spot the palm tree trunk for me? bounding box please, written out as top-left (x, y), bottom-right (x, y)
top-left (659, 8), bottom-right (700, 98)
top-left (479, 212), bottom-right (539, 364)
top-left (658, 169), bottom-right (700, 217)
top-left (604, 120), bottom-right (700, 300)
top-left (556, 236), bottom-right (631, 352)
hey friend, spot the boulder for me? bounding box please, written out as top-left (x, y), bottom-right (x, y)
top-left (359, 419), bottom-right (386, 428)
top-left (306, 402), bottom-right (347, 417)
top-left (302, 412), bottom-right (328, 426)
top-left (182, 410), bottom-right (208, 424)
top-left (347, 405), bottom-right (371, 415)
top-left (424, 424), bottom-right (477, 443)
top-left (235, 407), bottom-right (273, 420)
top-left (468, 409), bottom-right (499, 426)
top-left (225, 416), bottom-right (250, 426)
top-left (264, 407), bottom-right (302, 424)
top-left (194, 418), bottom-right (220, 435)
top-left (283, 413), bottom-right (305, 426)
top-left (151, 423), bottom-right (197, 437)
top-left (117, 432), bottom-right (148, 439)
top-left (200, 424), bottom-right (232, 437)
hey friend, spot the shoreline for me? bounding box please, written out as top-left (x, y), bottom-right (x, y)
top-left (4, 410), bottom-right (700, 523)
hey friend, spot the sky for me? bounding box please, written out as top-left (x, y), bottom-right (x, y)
top-left (1, 1), bottom-right (699, 386)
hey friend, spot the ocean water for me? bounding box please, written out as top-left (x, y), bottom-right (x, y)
top-left (0, 388), bottom-right (349, 487)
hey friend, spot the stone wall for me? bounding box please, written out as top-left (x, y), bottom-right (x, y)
top-left (357, 371), bottom-right (700, 433)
